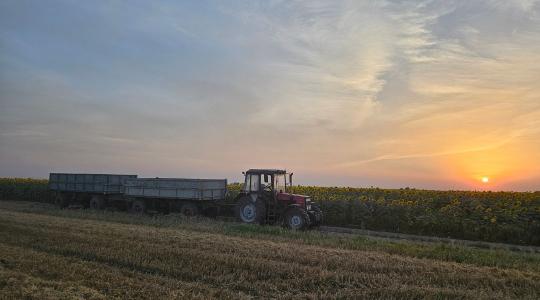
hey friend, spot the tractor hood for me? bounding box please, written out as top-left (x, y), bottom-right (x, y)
top-left (276, 193), bottom-right (311, 207)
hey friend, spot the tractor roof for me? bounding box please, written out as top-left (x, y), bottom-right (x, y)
top-left (246, 169), bottom-right (286, 175)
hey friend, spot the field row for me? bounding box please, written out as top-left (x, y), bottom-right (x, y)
top-left (1, 200), bottom-right (539, 299)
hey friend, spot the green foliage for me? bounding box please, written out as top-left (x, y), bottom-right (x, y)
top-left (226, 182), bottom-right (242, 201)
top-left (292, 186), bottom-right (540, 246)
top-left (0, 178), bottom-right (50, 203)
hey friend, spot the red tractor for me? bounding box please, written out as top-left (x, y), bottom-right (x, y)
top-left (235, 169), bottom-right (322, 230)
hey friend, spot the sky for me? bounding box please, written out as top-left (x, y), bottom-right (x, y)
top-left (1, 0), bottom-right (539, 191)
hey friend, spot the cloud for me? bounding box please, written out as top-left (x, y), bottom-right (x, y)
top-left (214, 1), bottom-right (440, 130)
top-left (336, 130), bottom-right (522, 168)
top-left (0, 0), bottom-right (539, 190)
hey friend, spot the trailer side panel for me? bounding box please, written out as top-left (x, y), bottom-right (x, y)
top-left (49, 173), bottom-right (137, 194)
top-left (124, 178), bottom-right (227, 201)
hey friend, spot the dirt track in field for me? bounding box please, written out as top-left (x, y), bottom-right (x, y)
top-left (318, 226), bottom-right (540, 253)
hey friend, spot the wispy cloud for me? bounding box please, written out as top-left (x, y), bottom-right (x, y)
top-left (216, 1), bottom-right (440, 129)
top-left (336, 129), bottom-right (524, 168)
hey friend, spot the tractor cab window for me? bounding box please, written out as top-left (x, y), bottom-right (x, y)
top-left (275, 174), bottom-right (287, 193)
top-left (261, 174), bottom-right (272, 192)
top-left (243, 174), bottom-right (260, 192)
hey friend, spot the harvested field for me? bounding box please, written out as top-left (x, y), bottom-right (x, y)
top-left (1, 200), bottom-right (539, 299)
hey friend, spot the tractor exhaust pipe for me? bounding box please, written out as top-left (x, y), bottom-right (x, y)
top-left (289, 173), bottom-right (293, 188)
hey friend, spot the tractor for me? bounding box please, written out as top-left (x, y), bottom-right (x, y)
top-left (235, 169), bottom-right (322, 230)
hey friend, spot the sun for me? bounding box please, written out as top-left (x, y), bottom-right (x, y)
top-left (481, 177), bottom-right (489, 183)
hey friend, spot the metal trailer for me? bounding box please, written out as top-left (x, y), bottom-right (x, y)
top-left (124, 178), bottom-right (227, 215)
top-left (49, 173), bottom-right (137, 208)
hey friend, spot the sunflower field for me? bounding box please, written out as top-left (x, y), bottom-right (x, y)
top-left (0, 178), bottom-right (50, 203)
top-left (292, 186), bottom-right (540, 245)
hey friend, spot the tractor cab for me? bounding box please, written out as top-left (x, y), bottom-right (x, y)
top-left (242, 169), bottom-right (289, 196)
top-left (235, 169), bottom-right (322, 230)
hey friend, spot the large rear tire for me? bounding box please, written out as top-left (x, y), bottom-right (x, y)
top-left (235, 196), bottom-right (266, 224)
top-left (285, 207), bottom-right (310, 230)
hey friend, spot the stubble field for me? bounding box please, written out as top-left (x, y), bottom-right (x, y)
top-left (1, 200), bottom-right (539, 299)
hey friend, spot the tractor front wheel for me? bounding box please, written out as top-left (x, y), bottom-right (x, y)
top-left (285, 207), bottom-right (310, 230)
top-left (308, 203), bottom-right (323, 228)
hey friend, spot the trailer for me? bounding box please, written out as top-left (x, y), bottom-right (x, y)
top-left (49, 173), bottom-right (137, 208)
top-left (124, 178), bottom-right (227, 215)
top-left (49, 173), bottom-right (227, 215)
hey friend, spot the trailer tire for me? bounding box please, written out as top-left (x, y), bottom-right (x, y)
top-left (236, 196), bottom-right (265, 224)
top-left (131, 200), bottom-right (146, 214)
top-left (89, 195), bottom-right (104, 210)
top-left (203, 206), bottom-right (219, 218)
top-left (180, 203), bottom-right (199, 216)
top-left (285, 207), bottom-right (310, 230)
top-left (54, 193), bottom-right (69, 209)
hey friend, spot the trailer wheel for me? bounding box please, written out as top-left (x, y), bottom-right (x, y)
top-left (180, 203), bottom-right (199, 216)
top-left (131, 200), bottom-right (146, 214)
top-left (89, 195), bottom-right (104, 210)
top-left (236, 196), bottom-right (265, 224)
top-left (285, 207), bottom-right (310, 230)
top-left (54, 193), bottom-right (69, 209)
top-left (203, 206), bottom-right (219, 218)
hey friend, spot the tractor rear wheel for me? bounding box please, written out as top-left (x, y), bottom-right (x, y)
top-left (131, 200), bottom-right (146, 214)
top-left (285, 207), bottom-right (310, 230)
top-left (180, 203), bottom-right (199, 216)
top-left (235, 196), bottom-right (265, 224)
top-left (89, 195), bottom-right (104, 210)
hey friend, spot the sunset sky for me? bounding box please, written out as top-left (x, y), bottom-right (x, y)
top-left (1, 1), bottom-right (539, 191)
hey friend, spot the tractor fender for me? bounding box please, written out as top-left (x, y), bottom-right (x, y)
top-left (249, 193), bottom-right (258, 203)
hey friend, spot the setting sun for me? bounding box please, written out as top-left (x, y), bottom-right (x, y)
top-left (482, 177), bottom-right (489, 183)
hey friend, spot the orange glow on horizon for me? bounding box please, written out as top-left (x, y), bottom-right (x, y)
top-left (439, 139), bottom-right (535, 190)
